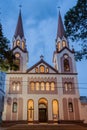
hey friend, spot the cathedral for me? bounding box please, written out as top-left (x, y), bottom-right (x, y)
top-left (2, 9), bottom-right (87, 124)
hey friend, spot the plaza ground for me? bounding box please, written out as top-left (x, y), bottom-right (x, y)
top-left (0, 124), bottom-right (87, 130)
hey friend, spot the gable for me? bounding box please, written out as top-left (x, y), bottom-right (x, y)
top-left (27, 59), bottom-right (58, 74)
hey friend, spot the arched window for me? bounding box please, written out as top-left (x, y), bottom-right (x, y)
top-left (62, 40), bottom-right (66, 47)
top-left (51, 82), bottom-right (55, 91)
top-left (64, 82), bottom-right (73, 92)
top-left (64, 59), bottom-right (70, 71)
top-left (41, 82), bottom-right (45, 90)
top-left (22, 41), bottom-right (25, 50)
top-left (35, 67), bottom-right (38, 73)
top-left (12, 82), bottom-right (16, 91)
top-left (16, 40), bottom-right (20, 46)
top-left (68, 102), bottom-right (73, 112)
top-left (16, 82), bottom-right (20, 91)
top-left (12, 81), bottom-right (21, 92)
top-left (52, 100), bottom-right (58, 121)
top-left (40, 65), bottom-right (45, 73)
top-left (36, 82), bottom-right (39, 90)
top-left (58, 42), bottom-right (60, 51)
top-left (46, 67), bottom-right (49, 73)
top-left (64, 82), bottom-right (68, 91)
top-left (68, 82), bottom-right (72, 91)
top-left (46, 82), bottom-right (50, 91)
top-left (30, 82), bottom-right (35, 91)
top-left (28, 100), bottom-right (34, 121)
top-left (12, 102), bottom-right (17, 112)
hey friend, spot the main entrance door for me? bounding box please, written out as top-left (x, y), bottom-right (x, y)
top-left (39, 98), bottom-right (48, 123)
top-left (39, 107), bottom-right (47, 122)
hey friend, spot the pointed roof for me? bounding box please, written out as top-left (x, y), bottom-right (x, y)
top-left (56, 11), bottom-right (65, 39)
top-left (14, 9), bottom-right (24, 38)
top-left (27, 58), bottom-right (58, 73)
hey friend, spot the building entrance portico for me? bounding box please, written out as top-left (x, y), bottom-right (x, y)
top-left (38, 98), bottom-right (48, 122)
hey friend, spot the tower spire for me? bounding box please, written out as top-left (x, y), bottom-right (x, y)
top-left (14, 8), bottom-right (24, 38)
top-left (56, 10), bottom-right (65, 40)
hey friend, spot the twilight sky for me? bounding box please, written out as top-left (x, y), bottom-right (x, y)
top-left (0, 0), bottom-right (87, 96)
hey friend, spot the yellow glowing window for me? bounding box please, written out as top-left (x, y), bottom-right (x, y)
top-left (62, 41), bottom-right (66, 47)
top-left (41, 82), bottom-right (45, 90)
top-left (16, 82), bottom-right (20, 91)
top-left (30, 82), bottom-right (34, 91)
top-left (16, 40), bottom-right (20, 46)
top-left (36, 82), bottom-right (39, 90)
top-left (51, 82), bottom-right (55, 91)
top-left (40, 65), bottom-right (45, 73)
top-left (35, 67), bottom-right (38, 73)
top-left (12, 82), bottom-right (16, 91)
top-left (46, 67), bottom-right (49, 73)
top-left (28, 100), bottom-right (34, 121)
top-left (15, 53), bottom-right (20, 58)
top-left (46, 82), bottom-right (50, 91)
top-left (58, 42), bottom-right (60, 51)
top-left (22, 41), bottom-right (25, 49)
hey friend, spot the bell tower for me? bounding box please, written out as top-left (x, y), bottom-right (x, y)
top-left (53, 11), bottom-right (76, 74)
top-left (12, 9), bottom-right (28, 72)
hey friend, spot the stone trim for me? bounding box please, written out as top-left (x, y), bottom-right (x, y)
top-left (61, 54), bottom-right (73, 73)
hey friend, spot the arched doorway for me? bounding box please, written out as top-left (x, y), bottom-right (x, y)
top-left (38, 98), bottom-right (48, 122)
top-left (52, 99), bottom-right (59, 121)
top-left (27, 99), bottom-right (34, 122)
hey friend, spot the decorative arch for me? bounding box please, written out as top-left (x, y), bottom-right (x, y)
top-left (39, 65), bottom-right (45, 73)
top-left (64, 59), bottom-right (70, 71)
top-left (30, 82), bottom-right (35, 91)
top-left (16, 39), bottom-right (20, 46)
top-left (61, 54), bottom-right (73, 73)
top-left (22, 41), bottom-right (25, 50)
top-left (62, 40), bottom-right (66, 47)
top-left (57, 41), bottom-right (61, 51)
top-left (38, 98), bottom-right (48, 122)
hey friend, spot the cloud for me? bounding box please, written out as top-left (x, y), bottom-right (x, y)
top-left (25, 17), bottom-right (57, 67)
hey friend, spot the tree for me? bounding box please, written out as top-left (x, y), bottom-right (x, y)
top-left (0, 23), bottom-right (18, 71)
top-left (64, 0), bottom-right (87, 61)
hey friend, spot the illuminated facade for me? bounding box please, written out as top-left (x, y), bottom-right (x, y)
top-left (2, 10), bottom-right (87, 124)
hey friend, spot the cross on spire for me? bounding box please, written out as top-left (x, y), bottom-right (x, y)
top-left (14, 6), bottom-right (24, 38)
top-left (56, 7), bottom-right (65, 40)
top-left (19, 5), bottom-right (22, 10)
top-left (57, 6), bottom-right (61, 10)
top-left (40, 55), bottom-right (44, 60)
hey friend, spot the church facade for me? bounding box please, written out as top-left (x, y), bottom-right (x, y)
top-left (2, 10), bottom-right (87, 123)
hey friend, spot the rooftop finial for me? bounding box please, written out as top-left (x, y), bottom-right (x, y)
top-left (56, 7), bottom-right (65, 39)
top-left (40, 55), bottom-right (44, 60)
top-left (14, 5), bottom-right (24, 38)
top-left (19, 4), bottom-right (22, 10)
top-left (57, 6), bottom-right (60, 10)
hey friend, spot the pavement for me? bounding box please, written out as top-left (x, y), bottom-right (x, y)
top-left (0, 124), bottom-right (87, 130)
